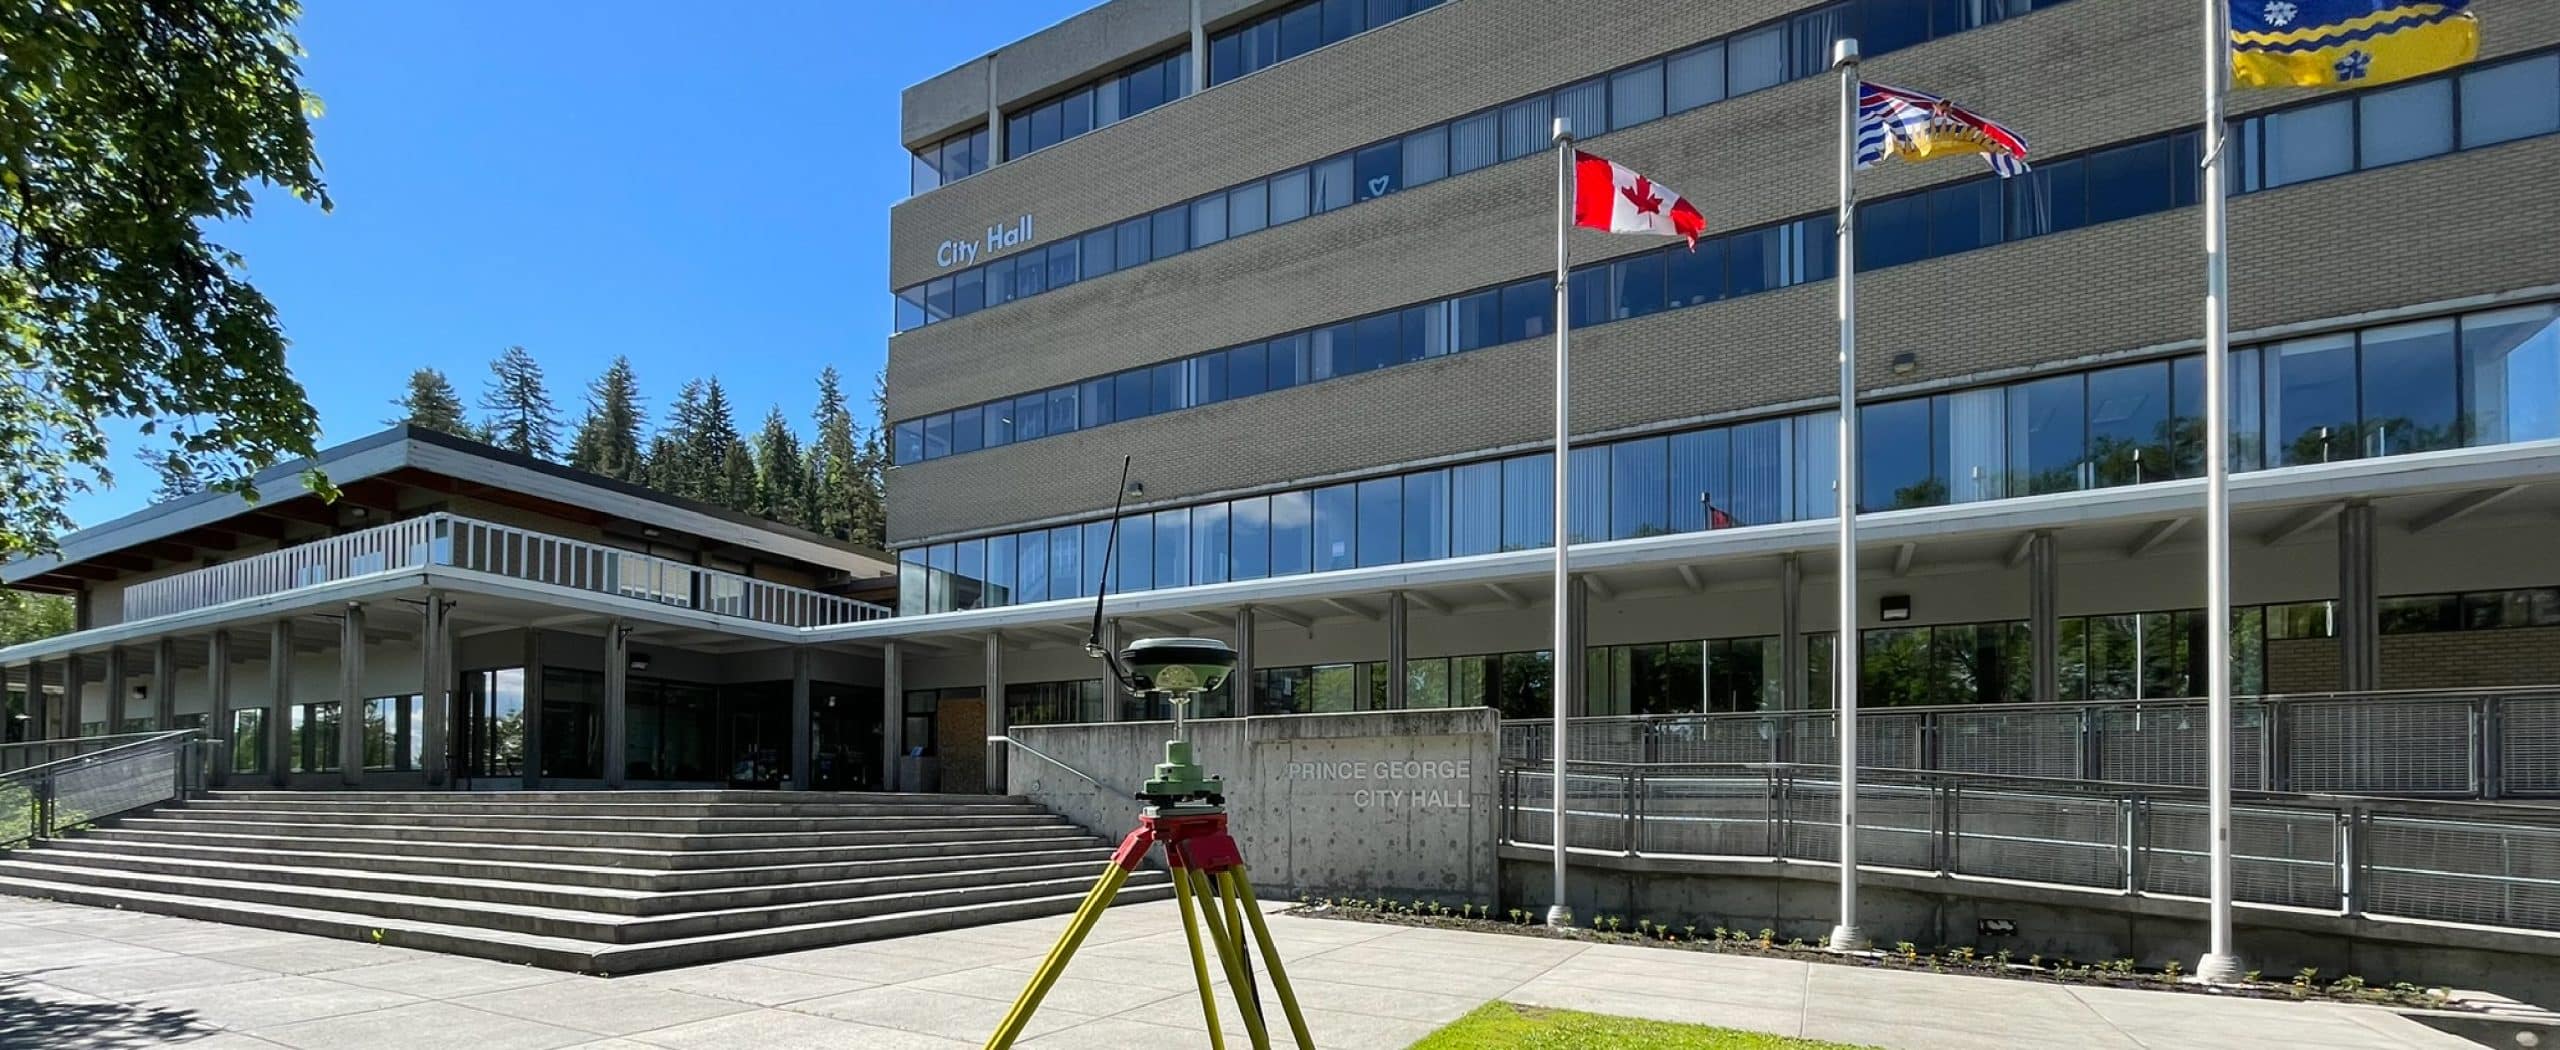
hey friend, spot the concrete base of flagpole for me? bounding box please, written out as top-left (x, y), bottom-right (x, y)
top-left (1826, 924), bottom-right (1868, 952)
top-left (1545, 904), bottom-right (1574, 929)
top-left (2194, 952), bottom-right (2246, 983)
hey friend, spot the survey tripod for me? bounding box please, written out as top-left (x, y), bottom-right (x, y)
top-left (981, 639), bottom-right (1314, 1050)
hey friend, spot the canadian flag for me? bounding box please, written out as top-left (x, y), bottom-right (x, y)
top-left (1572, 151), bottom-right (1706, 248)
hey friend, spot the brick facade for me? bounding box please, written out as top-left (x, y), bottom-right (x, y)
top-left (2269, 629), bottom-right (2560, 695)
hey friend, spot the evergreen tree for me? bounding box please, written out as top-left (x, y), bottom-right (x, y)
top-left (478, 346), bottom-right (561, 459)
top-left (640, 432), bottom-right (684, 494)
top-left (806, 367), bottom-right (861, 540)
top-left (652, 379), bottom-right (711, 500)
top-left (568, 356), bottom-right (646, 481)
top-left (752, 406), bottom-right (808, 527)
top-left (849, 367), bottom-right (891, 549)
top-left (390, 368), bottom-right (469, 434)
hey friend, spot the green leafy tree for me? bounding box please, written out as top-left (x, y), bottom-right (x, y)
top-left (752, 406), bottom-right (807, 527)
top-left (478, 346), bottom-right (560, 459)
top-left (137, 450), bottom-right (205, 503)
top-left (0, 0), bottom-right (333, 558)
top-left (0, 591), bottom-right (73, 646)
top-left (390, 367), bottom-right (468, 434)
top-left (568, 356), bottom-right (645, 481)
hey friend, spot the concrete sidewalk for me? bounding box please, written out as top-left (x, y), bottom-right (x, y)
top-left (0, 893), bottom-right (2488, 1049)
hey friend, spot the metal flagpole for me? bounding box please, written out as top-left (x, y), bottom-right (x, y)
top-left (1545, 115), bottom-right (1576, 929)
top-left (2195, 0), bottom-right (2244, 983)
top-left (1827, 37), bottom-right (1867, 953)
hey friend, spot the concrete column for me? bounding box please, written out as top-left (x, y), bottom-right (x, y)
top-left (5, 663), bottom-right (24, 745)
top-left (267, 621), bottom-right (292, 786)
top-left (521, 629), bottom-right (545, 790)
top-left (2029, 531), bottom-right (2061, 704)
top-left (1567, 579), bottom-right (1590, 718)
top-left (1780, 555), bottom-right (1806, 711)
top-left (880, 641), bottom-right (904, 791)
top-left (1234, 606), bottom-right (1258, 717)
top-left (420, 593), bottom-right (451, 788)
top-left (602, 620), bottom-right (628, 789)
top-left (1099, 620), bottom-right (1124, 722)
top-left (789, 648), bottom-right (812, 791)
top-left (1386, 593), bottom-right (1409, 710)
top-left (105, 645), bottom-right (127, 734)
top-left (339, 603), bottom-right (366, 787)
top-left (983, 630), bottom-right (1007, 795)
top-left (2338, 501), bottom-right (2379, 692)
top-left (20, 662), bottom-right (44, 744)
top-left (208, 631), bottom-right (231, 780)
top-left (1188, 0), bottom-right (1209, 93)
top-left (153, 638), bottom-right (176, 730)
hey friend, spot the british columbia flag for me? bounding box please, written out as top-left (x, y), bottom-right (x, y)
top-left (1856, 81), bottom-right (2032, 178)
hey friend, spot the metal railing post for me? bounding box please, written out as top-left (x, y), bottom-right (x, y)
top-left (2126, 796), bottom-right (2149, 896)
top-left (2339, 807), bottom-right (2366, 917)
top-left (1622, 768), bottom-right (1640, 856)
top-left (2080, 705), bottom-right (2101, 781)
top-left (2263, 699), bottom-right (2287, 792)
top-left (1772, 767), bottom-right (1791, 861)
top-left (2477, 695), bottom-right (2499, 800)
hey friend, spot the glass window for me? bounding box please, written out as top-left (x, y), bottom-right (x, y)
top-left (895, 287), bottom-right (926, 333)
top-left (911, 143), bottom-right (940, 195)
top-left (1453, 288), bottom-right (1500, 351)
top-left (1267, 333), bottom-right (1307, 390)
top-left (1669, 428), bottom-right (1732, 531)
top-left (1224, 342), bottom-right (1267, 399)
top-left (1357, 313), bottom-right (1401, 372)
top-left (898, 548), bottom-right (925, 616)
top-left (1153, 359), bottom-right (1188, 412)
top-left (1080, 228), bottom-right (1117, 278)
top-left (1790, 5), bottom-right (1850, 81)
top-left (2268, 333), bottom-right (2359, 465)
top-left (1192, 194), bottom-right (1229, 246)
top-left (2358, 78), bottom-right (2453, 168)
top-left (1125, 59), bottom-right (1167, 115)
top-left (2230, 345), bottom-right (2266, 472)
top-left (1229, 180), bottom-right (1270, 238)
top-left (1450, 111), bottom-right (1498, 174)
top-left (951, 267), bottom-right (985, 316)
top-left (1048, 238), bottom-right (1080, 289)
top-left (1396, 468), bottom-right (1448, 563)
top-left (2460, 53), bottom-right (2560, 148)
top-left (1153, 508), bottom-right (1190, 589)
top-left (923, 275), bottom-right (954, 322)
top-left (1209, 30), bottom-right (1242, 86)
top-left (1270, 490), bottom-right (1313, 575)
top-left (1115, 368), bottom-right (1150, 420)
top-left (1015, 530), bottom-right (1049, 604)
top-left (2463, 304), bottom-right (2560, 446)
top-left (1354, 141), bottom-right (1401, 201)
top-left (1500, 95), bottom-right (1553, 160)
top-left (1667, 41), bottom-right (1725, 112)
top-left (1406, 302), bottom-right (1449, 360)
top-left (1553, 78), bottom-right (1606, 141)
top-left (1403, 125), bottom-right (1448, 188)
top-left (1047, 386), bottom-right (1079, 434)
top-left (1610, 61), bottom-right (1664, 130)
top-left (1050, 523), bottom-right (1083, 599)
top-left (1666, 237), bottom-right (1724, 307)
top-left (1061, 89), bottom-right (1093, 140)
top-left (1116, 217), bottom-right (1152, 270)
top-left (1863, 398), bottom-right (1938, 510)
top-left (1270, 167), bottom-right (1312, 225)
top-left (1096, 77), bottom-right (1123, 126)
top-left (2007, 157), bottom-right (2086, 239)
top-left (1609, 435), bottom-right (1669, 539)
top-left (1726, 225), bottom-right (1777, 296)
top-left (1315, 483), bottom-right (1359, 571)
top-left (1502, 452), bottom-right (1554, 551)
top-left (1451, 460), bottom-right (1501, 556)
top-left (1310, 154), bottom-right (1354, 212)
top-left (1860, 0), bottom-right (1930, 55)
top-left (1279, 3), bottom-right (1322, 59)
top-left (922, 412), bottom-right (952, 460)
top-left (2005, 375), bottom-right (2083, 497)
top-left (1857, 193), bottom-right (1928, 270)
top-left (1567, 265), bottom-right (1607, 329)
top-left (1366, 0), bottom-right (1407, 30)
top-left (1152, 205), bottom-right (1189, 257)
top-left (927, 543), bottom-right (956, 613)
top-left (2087, 360), bottom-right (2171, 487)
top-left (1193, 350), bottom-right (1229, 405)
top-left (894, 420), bottom-right (922, 465)
top-left (1499, 277), bottom-right (1553, 342)
top-left (2082, 138), bottom-right (2172, 225)
top-left (1928, 178), bottom-right (2002, 255)
top-left (1231, 496), bottom-right (1271, 580)
top-left (1568, 445), bottom-right (1607, 543)
top-left (1014, 248), bottom-right (1050, 299)
top-left (1114, 512), bottom-right (1153, 592)
top-left (2263, 98), bottom-right (2353, 187)
top-left (1726, 418), bottom-right (1789, 527)
top-left (1321, 0), bottom-right (1358, 42)
top-left (2359, 318), bottom-right (2459, 456)
top-left (1797, 411), bottom-right (1840, 523)
top-left (982, 400), bottom-right (1012, 448)
top-left (1308, 324), bottom-right (1347, 380)
top-left (1728, 26), bottom-right (1786, 95)
top-left (1192, 502), bottom-right (1229, 585)
top-left (1356, 477), bottom-right (1401, 567)
top-left (2381, 594), bottom-right (2459, 634)
top-left (1612, 252), bottom-right (1666, 320)
top-left (1027, 102), bottom-right (1061, 153)
top-left (974, 537), bottom-right (1007, 607)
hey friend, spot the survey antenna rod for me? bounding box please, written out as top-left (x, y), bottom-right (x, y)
top-left (1083, 455), bottom-right (1140, 690)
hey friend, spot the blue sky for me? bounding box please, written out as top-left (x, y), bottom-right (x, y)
top-left (67, 0), bottom-right (1093, 528)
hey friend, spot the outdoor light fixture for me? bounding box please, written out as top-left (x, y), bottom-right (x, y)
top-left (1890, 352), bottom-right (1918, 374)
top-left (628, 653), bottom-right (651, 672)
top-left (1124, 480), bottom-right (1145, 499)
top-left (1879, 594), bottom-right (1912, 622)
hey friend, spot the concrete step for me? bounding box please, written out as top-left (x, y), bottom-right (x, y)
top-left (173, 797), bottom-right (1050, 819)
top-left (0, 856), bottom-right (1146, 944)
top-left (110, 816), bottom-right (1088, 852)
top-left (11, 848), bottom-right (1119, 916)
top-left (0, 870), bottom-right (1174, 974)
top-left (40, 837), bottom-right (1121, 892)
top-left (158, 806), bottom-right (1066, 834)
top-left (76, 826), bottom-right (1107, 872)
top-left (200, 789), bottom-right (1032, 805)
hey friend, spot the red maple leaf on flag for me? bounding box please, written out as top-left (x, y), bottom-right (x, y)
top-left (1622, 176), bottom-right (1664, 215)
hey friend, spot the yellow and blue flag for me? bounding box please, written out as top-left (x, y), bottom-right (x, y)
top-left (2230, 1), bottom-right (2479, 89)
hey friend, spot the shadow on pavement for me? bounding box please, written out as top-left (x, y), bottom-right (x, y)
top-left (0, 970), bottom-right (210, 1049)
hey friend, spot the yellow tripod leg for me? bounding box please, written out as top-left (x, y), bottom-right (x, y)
top-left (1169, 857), bottom-right (1231, 1050)
top-left (984, 834), bottom-right (1144, 1050)
top-left (1185, 861), bottom-right (1271, 1050)
top-left (1218, 865), bottom-right (1260, 1004)
top-left (1225, 868), bottom-right (1316, 1050)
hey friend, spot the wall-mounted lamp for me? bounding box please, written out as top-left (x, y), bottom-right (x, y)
top-left (642, 527), bottom-right (661, 539)
top-left (1124, 480), bottom-right (1146, 499)
top-left (1879, 594), bottom-right (1913, 622)
top-left (628, 653), bottom-right (652, 672)
top-left (1890, 352), bottom-right (1918, 374)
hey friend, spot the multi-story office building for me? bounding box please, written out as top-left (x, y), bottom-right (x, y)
top-left (883, 0), bottom-right (2560, 749)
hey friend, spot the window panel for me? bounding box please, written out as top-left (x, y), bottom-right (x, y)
top-left (1152, 359), bottom-right (1188, 412)
top-left (1794, 411), bottom-right (1839, 520)
top-left (1357, 477), bottom-right (1402, 567)
top-left (2463, 303), bottom-right (2560, 446)
top-left (1406, 302), bottom-right (1448, 360)
top-left (2269, 333), bottom-right (2359, 465)
top-left (1114, 513), bottom-right (1153, 592)
top-left (1610, 61), bottom-right (1665, 130)
top-left (1096, 76), bottom-right (1123, 125)
top-left (1568, 445), bottom-right (1608, 543)
top-left (1209, 30), bottom-right (1242, 85)
top-left (1278, 3), bottom-right (1322, 59)
top-left (1726, 225), bottom-right (1778, 296)
top-left (1016, 529), bottom-right (1049, 604)
top-left (1612, 252), bottom-right (1666, 320)
top-left (1728, 26), bottom-right (1786, 95)
top-left (981, 400), bottom-right (1012, 449)
top-left (2263, 98), bottom-right (2352, 187)
top-left (1666, 237), bottom-right (1725, 307)
top-left (1270, 167), bottom-right (1312, 224)
top-left (983, 535), bottom-right (1013, 607)
top-left (1311, 154), bottom-right (1354, 212)
top-left (1790, 5), bottom-right (1851, 81)
top-left (911, 143), bottom-right (940, 195)
top-left (1355, 141), bottom-right (1401, 200)
top-left (894, 420), bottom-right (922, 465)
top-left (1271, 490), bottom-right (1313, 575)
top-left (1228, 341), bottom-right (1269, 399)
top-left (1313, 484), bottom-right (1358, 571)
top-left (1114, 368), bottom-right (1149, 421)
top-left (1192, 502), bottom-right (1230, 585)
top-left (2358, 318), bottom-right (2459, 456)
top-left (1857, 193), bottom-right (1928, 270)
top-left (1553, 78), bottom-right (1606, 141)
top-left (2230, 345), bottom-right (2266, 471)
top-left (1667, 41), bottom-right (1726, 112)
top-left (1929, 178), bottom-right (2003, 255)
top-left (1231, 496), bottom-right (1271, 580)
top-left (1354, 312), bottom-right (1399, 372)
top-left (899, 549), bottom-right (925, 616)
top-left (1153, 508), bottom-right (1190, 589)
top-left (1500, 95), bottom-right (1553, 160)
top-left (1609, 436), bottom-right (1669, 539)
top-left (943, 133), bottom-right (977, 181)
top-left (951, 267), bottom-right (985, 316)
top-left (1048, 238), bottom-right (1080, 288)
top-left (1027, 102), bottom-right (1061, 153)
top-left (1193, 350), bottom-right (1229, 405)
top-left (1267, 333), bottom-right (1307, 390)
top-left (1116, 217), bottom-right (1152, 269)
top-left (1502, 452), bottom-right (1554, 551)
top-left (927, 543), bottom-right (956, 613)
top-left (923, 275), bottom-right (953, 322)
top-left (1861, 0), bottom-right (1930, 56)
top-left (1727, 418), bottom-right (1789, 527)
top-left (2006, 156), bottom-right (2086, 238)
top-left (1567, 265), bottom-right (1607, 329)
top-left (922, 413), bottom-right (952, 460)
top-left (1667, 428), bottom-right (1732, 530)
top-left (1047, 386), bottom-right (1079, 434)
top-left (1192, 194), bottom-right (1229, 246)
top-left (983, 255), bottom-right (1018, 306)
top-left (1309, 323), bottom-right (1347, 380)
top-left (1402, 125), bottom-right (1448, 188)
top-left (2087, 360), bottom-right (2171, 488)
top-left (1152, 205), bottom-right (1190, 257)
top-left (1124, 58), bottom-right (1167, 115)
top-left (1863, 398), bottom-right (1938, 510)
top-left (2358, 78), bottom-right (2453, 167)
top-left (1051, 524), bottom-right (1084, 599)
top-left (895, 287), bottom-right (926, 332)
top-left (1321, 0), bottom-right (1358, 43)
top-left (2082, 138), bottom-right (2171, 225)
top-left (1501, 277), bottom-right (1553, 342)
top-left (1450, 111), bottom-right (1499, 174)
top-left (1451, 460), bottom-right (1502, 556)
top-left (2460, 53), bottom-right (2560, 148)
top-left (1454, 289), bottom-right (1500, 351)
top-left (2004, 375), bottom-right (2083, 497)
top-left (1080, 228), bottom-right (1117, 278)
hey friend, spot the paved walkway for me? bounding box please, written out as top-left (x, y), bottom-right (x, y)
top-left (0, 894), bottom-right (2491, 1049)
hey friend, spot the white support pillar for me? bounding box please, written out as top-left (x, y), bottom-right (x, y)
top-left (789, 648), bottom-right (813, 791)
top-left (268, 621), bottom-right (292, 786)
top-left (421, 592), bottom-right (452, 788)
top-left (880, 642), bottom-right (904, 791)
top-left (1234, 607), bottom-right (1258, 717)
top-left (105, 645), bottom-right (127, 734)
top-left (983, 631), bottom-right (1007, 795)
top-left (2030, 531), bottom-right (2061, 705)
top-left (603, 619), bottom-right (629, 790)
top-left (152, 638), bottom-right (175, 730)
top-left (1781, 555), bottom-right (1806, 713)
top-left (2338, 501), bottom-right (2379, 693)
top-left (1386, 593), bottom-right (1409, 710)
top-left (339, 603), bottom-right (366, 788)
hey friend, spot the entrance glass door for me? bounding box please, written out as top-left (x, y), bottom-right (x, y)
top-left (458, 667), bottom-right (526, 781)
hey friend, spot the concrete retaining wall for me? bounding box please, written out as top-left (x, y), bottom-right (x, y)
top-left (1009, 708), bottom-right (1500, 903)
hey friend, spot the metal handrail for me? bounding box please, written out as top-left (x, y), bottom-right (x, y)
top-left (990, 734), bottom-right (1127, 796)
top-left (0, 729), bottom-right (201, 779)
top-left (0, 731), bottom-right (193, 774)
top-left (3, 729), bottom-right (205, 849)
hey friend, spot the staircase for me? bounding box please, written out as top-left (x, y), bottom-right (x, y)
top-left (0, 790), bottom-right (1167, 973)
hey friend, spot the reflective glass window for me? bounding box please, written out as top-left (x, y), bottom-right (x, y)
top-left (2263, 98), bottom-right (2352, 187)
top-left (1270, 490), bottom-right (1313, 575)
top-left (1863, 398), bottom-right (1937, 510)
top-left (1726, 418), bottom-right (1788, 527)
top-left (980, 401), bottom-right (1011, 449)
top-left (1354, 141), bottom-right (1400, 201)
top-left (1669, 428), bottom-right (1732, 530)
top-left (1500, 95), bottom-right (1553, 160)
top-left (924, 275), bottom-right (953, 322)
top-left (1270, 167), bottom-right (1312, 225)
top-left (1103, 514), bottom-right (1147, 592)
top-left (1154, 508), bottom-right (1190, 589)
top-left (2358, 318), bottom-right (2459, 456)
top-left (1048, 238), bottom-right (1079, 289)
top-left (1209, 30), bottom-right (1242, 86)
top-left (1929, 178), bottom-right (2003, 255)
top-left (1153, 359), bottom-right (1188, 412)
top-left (1193, 350), bottom-right (1229, 405)
top-left (1860, 0), bottom-right (1930, 55)
top-left (1321, 0), bottom-right (1358, 42)
top-left (1116, 217), bottom-right (1152, 269)
top-left (1050, 524), bottom-right (1083, 599)
top-left (1451, 460), bottom-right (1501, 556)
top-left (2083, 138), bottom-right (2172, 224)
top-left (1610, 61), bottom-right (1664, 130)
top-left (1356, 477), bottom-right (1401, 567)
top-left (1047, 386), bottom-right (1079, 434)
top-left (2269, 333), bottom-right (2359, 465)
top-left (1279, 3), bottom-right (1321, 59)
top-left (2087, 360), bottom-right (2171, 487)
top-left (1450, 111), bottom-right (1498, 174)
top-left (1311, 154), bottom-right (1354, 213)
top-left (2463, 304), bottom-right (2560, 445)
top-left (1790, 5), bottom-right (1851, 80)
top-left (1553, 78), bottom-right (1606, 140)
top-left (894, 420), bottom-right (922, 466)
top-left (1726, 225), bottom-right (1777, 296)
top-left (1191, 194), bottom-right (1229, 246)
top-left (2359, 78), bottom-right (2453, 167)
top-left (1227, 342), bottom-right (1269, 399)
top-left (1612, 252), bottom-right (1666, 320)
top-left (1080, 228), bottom-right (1116, 278)
top-left (1501, 277), bottom-right (1553, 342)
top-left (1152, 205), bottom-right (1189, 257)
top-left (911, 143), bottom-right (940, 195)
top-left (1666, 41), bottom-right (1725, 112)
top-left (1666, 237), bottom-right (1724, 307)
top-left (1454, 289), bottom-right (1500, 351)
top-left (1857, 193), bottom-right (1928, 270)
top-left (1309, 485), bottom-right (1355, 572)
top-left (1014, 530), bottom-right (1048, 604)
top-left (983, 535), bottom-right (1013, 607)
top-left (1568, 445), bottom-right (1608, 544)
top-left (2005, 375), bottom-right (2084, 497)
top-left (922, 412), bottom-right (952, 460)
top-left (1354, 313), bottom-right (1399, 372)
top-left (951, 267), bottom-right (984, 316)
top-left (2460, 53), bottom-right (2560, 148)
top-left (1232, 495), bottom-right (1272, 580)
top-left (1114, 368), bottom-right (1149, 420)
top-left (1728, 26), bottom-right (1786, 95)
top-left (1125, 58), bottom-right (1167, 115)
top-left (895, 287), bottom-right (926, 332)
top-left (1502, 452), bottom-right (1554, 551)
top-left (1567, 266), bottom-right (1607, 329)
top-left (1192, 502), bottom-right (1229, 585)
top-left (1011, 393), bottom-right (1045, 443)
top-left (1403, 468), bottom-right (1449, 562)
top-left (1229, 180), bottom-right (1269, 236)
top-left (1267, 333), bottom-right (1307, 390)
top-left (1609, 436), bottom-right (1669, 539)
top-left (1027, 102), bottom-right (1061, 153)
top-left (1403, 125), bottom-right (1448, 188)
